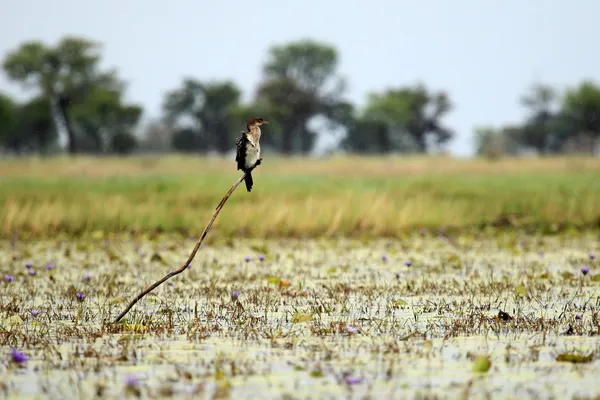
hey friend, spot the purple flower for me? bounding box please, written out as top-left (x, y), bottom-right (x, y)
top-left (83, 273), bottom-right (92, 281)
top-left (576, 314), bottom-right (582, 320)
top-left (244, 256), bottom-right (251, 262)
top-left (76, 293), bottom-right (85, 302)
top-left (347, 326), bottom-right (358, 334)
top-left (10, 349), bottom-right (27, 364)
top-left (124, 373), bottom-right (140, 395)
top-left (344, 376), bottom-right (361, 385)
top-left (28, 270), bottom-right (36, 276)
top-left (581, 267), bottom-right (590, 276)
top-left (381, 254), bottom-right (388, 262)
top-left (590, 254), bottom-right (596, 260)
top-left (405, 260), bottom-right (412, 267)
top-left (259, 255), bottom-right (266, 262)
top-left (45, 264), bottom-right (55, 271)
top-left (25, 262), bottom-right (33, 269)
top-left (186, 263), bottom-right (192, 269)
top-left (232, 291), bottom-right (239, 300)
top-left (31, 309), bottom-right (39, 317)
top-left (4, 274), bottom-right (15, 282)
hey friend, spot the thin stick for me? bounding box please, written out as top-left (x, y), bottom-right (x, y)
top-left (113, 169), bottom-right (252, 323)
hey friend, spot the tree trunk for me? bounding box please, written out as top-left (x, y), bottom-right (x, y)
top-left (57, 94), bottom-right (77, 154)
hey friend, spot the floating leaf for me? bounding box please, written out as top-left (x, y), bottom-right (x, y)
top-left (91, 230), bottom-right (104, 239)
top-left (591, 274), bottom-right (600, 282)
top-left (556, 353), bottom-right (593, 364)
top-left (108, 296), bottom-right (129, 305)
top-left (395, 299), bottom-right (409, 307)
top-left (447, 254), bottom-right (460, 263)
top-left (326, 267), bottom-right (337, 275)
top-left (310, 369), bottom-right (324, 378)
top-left (123, 324), bottom-right (148, 333)
top-left (472, 355), bottom-right (491, 373)
top-left (291, 312), bottom-right (313, 324)
top-left (561, 271), bottom-right (575, 280)
top-left (514, 284), bottom-right (527, 297)
top-left (266, 276), bottom-right (281, 285)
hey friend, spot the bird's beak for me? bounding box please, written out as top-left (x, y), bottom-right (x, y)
top-left (262, 121), bottom-right (269, 125)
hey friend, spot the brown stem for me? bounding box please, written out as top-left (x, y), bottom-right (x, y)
top-left (113, 168), bottom-right (255, 323)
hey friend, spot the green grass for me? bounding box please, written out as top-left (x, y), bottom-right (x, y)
top-left (1, 155), bottom-right (600, 237)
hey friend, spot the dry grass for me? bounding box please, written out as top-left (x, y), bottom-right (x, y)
top-left (1, 154), bottom-right (600, 237)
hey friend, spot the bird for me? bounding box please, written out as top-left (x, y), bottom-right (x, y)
top-left (235, 117), bottom-right (268, 192)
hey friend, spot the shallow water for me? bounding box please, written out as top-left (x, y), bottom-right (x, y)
top-left (1, 233), bottom-right (599, 399)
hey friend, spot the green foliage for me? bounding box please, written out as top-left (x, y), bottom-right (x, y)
top-left (362, 84), bottom-right (453, 153)
top-left (3, 35), bottom-right (600, 156)
top-left (255, 39), bottom-right (347, 154)
top-left (162, 79), bottom-right (241, 153)
top-left (110, 132), bottom-right (137, 155)
top-left (0, 93), bottom-right (18, 144)
top-left (0, 94), bottom-right (57, 153)
top-left (476, 81), bottom-right (600, 157)
top-left (171, 128), bottom-right (207, 152)
top-left (70, 87), bottom-right (142, 153)
top-left (2, 36), bottom-right (140, 154)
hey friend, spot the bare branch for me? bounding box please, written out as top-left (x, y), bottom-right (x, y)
top-left (113, 167), bottom-right (256, 323)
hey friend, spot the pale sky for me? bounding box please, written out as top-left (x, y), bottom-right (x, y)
top-left (1, 0), bottom-right (599, 156)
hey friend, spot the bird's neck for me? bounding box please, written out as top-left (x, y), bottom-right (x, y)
top-left (247, 125), bottom-right (261, 143)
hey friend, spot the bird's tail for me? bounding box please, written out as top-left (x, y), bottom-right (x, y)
top-left (244, 170), bottom-right (253, 192)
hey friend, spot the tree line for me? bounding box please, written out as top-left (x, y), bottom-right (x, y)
top-left (1, 35), bottom-right (599, 156)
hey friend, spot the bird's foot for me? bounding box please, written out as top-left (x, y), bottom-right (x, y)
top-left (254, 157), bottom-right (263, 167)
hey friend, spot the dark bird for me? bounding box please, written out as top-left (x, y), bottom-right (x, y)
top-left (235, 117), bottom-right (268, 192)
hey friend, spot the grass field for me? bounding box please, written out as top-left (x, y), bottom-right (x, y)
top-left (1, 155), bottom-right (600, 238)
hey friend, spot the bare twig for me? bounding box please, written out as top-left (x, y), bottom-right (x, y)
top-left (113, 166), bottom-right (257, 323)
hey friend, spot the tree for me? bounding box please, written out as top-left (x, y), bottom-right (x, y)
top-left (2, 36), bottom-right (124, 154)
top-left (0, 93), bottom-right (18, 149)
top-left (162, 79), bottom-right (241, 153)
top-left (363, 84), bottom-right (453, 152)
top-left (0, 93), bottom-right (58, 153)
top-left (255, 39), bottom-right (347, 154)
top-left (561, 81), bottom-right (600, 155)
top-left (514, 83), bottom-right (560, 153)
top-left (474, 126), bottom-right (520, 159)
top-left (69, 87), bottom-right (142, 153)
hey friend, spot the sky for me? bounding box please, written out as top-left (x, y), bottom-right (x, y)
top-left (1, 0), bottom-right (599, 156)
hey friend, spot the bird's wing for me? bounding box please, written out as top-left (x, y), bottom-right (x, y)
top-left (235, 133), bottom-right (248, 170)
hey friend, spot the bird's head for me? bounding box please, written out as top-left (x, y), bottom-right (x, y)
top-left (247, 117), bottom-right (269, 130)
